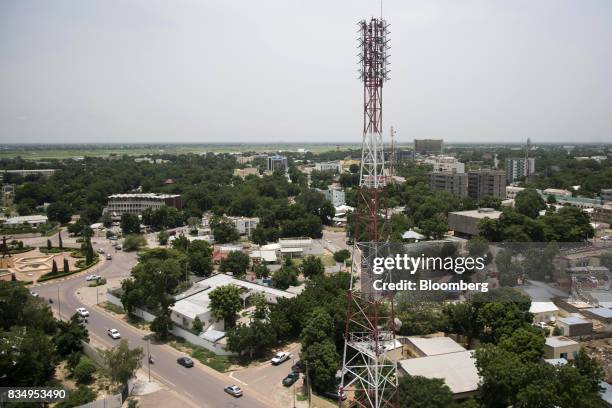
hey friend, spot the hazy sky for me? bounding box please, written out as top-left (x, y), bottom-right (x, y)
top-left (1, 0), bottom-right (611, 144)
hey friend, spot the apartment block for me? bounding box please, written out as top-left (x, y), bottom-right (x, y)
top-left (506, 157), bottom-right (535, 183)
top-left (429, 172), bottom-right (468, 198)
top-left (467, 170), bottom-right (506, 199)
top-left (267, 155), bottom-right (288, 173)
top-left (104, 193), bottom-right (182, 218)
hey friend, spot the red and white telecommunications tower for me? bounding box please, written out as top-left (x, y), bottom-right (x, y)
top-left (339, 17), bottom-right (399, 408)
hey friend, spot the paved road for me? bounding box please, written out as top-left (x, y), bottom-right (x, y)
top-left (32, 240), bottom-right (272, 408)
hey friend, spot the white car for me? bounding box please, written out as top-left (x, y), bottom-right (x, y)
top-left (271, 352), bottom-right (291, 365)
top-left (86, 274), bottom-right (101, 281)
top-left (97, 248), bottom-right (105, 254)
top-left (76, 307), bottom-right (90, 317)
top-left (534, 322), bottom-right (548, 329)
top-left (30, 291), bottom-right (39, 297)
top-left (107, 328), bottom-right (121, 339)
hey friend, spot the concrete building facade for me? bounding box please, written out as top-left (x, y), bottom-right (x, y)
top-left (506, 157), bottom-right (535, 183)
top-left (104, 193), bottom-right (182, 218)
top-left (414, 139), bottom-right (443, 156)
top-left (448, 208), bottom-right (502, 237)
top-left (267, 155), bottom-right (288, 173)
top-left (429, 172), bottom-right (468, 198)
top-left (467, 170), bottom-right (507, 199)
top-left (314, 161), bottom-right (342, 174)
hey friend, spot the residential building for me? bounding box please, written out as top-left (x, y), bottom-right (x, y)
top-left (324, 188), bottom-right (346, 207)
top-left (529, 302), bottom-right (559, 323)
top-left (398, 351), bottom-right (479, 399)
top-left (555, 316), bottom-right (593, 336)
top-left (467, 170), bottom-right (506, 199)
top-left (314, 161), bottom-right (342, 174)
top-left (583, 308), bottom-right (612, 324)
top-left (544, 337), bottom-right (580, 361)
top-left (3, 215), bottom-right (48, 227)
top-left (543, 188), bottom-right (573, 198)
top-left (429, 172), bottom-right (468, 198)
top-left (2, 169), bottom-right (56, 179)
top-left (385, 149), bottom-right (414, 163)
top-left (227, 216), bottom-right (259, 235)
top-left (403, 336), bottom-right (466, 358)
top-left (233, 167), bottom-right (259, 178)
top-left (425, 156), bottom-right (465, 173)
top-left (170, 274), bottom-right (298, 331)
top-left (104, 193), bottom-right (182, 219)
top-left (267, 155), bottom-right (288, 173)
top-left (414, 139), bottom-right (443, 156)
top-left (448, 208), bottom-right (502, 237)
top-left (506, 186), bottom-right (525, 200)
top-left (505, 157), bottom-right (535, 183)
top-left (1, 184), bottom-right (15, 207)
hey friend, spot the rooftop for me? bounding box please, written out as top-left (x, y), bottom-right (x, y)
top-left (406, 336), bottom-right (466, 356)
top-left (545, 336), bottom-right (579, 348)
top-left (398, 350), bottom-right (479, 395)
top-left (529, 301), bottom-right (559, 314)
top-left (449, 208), bottom-right (502, 219)
top-left (586, 307), bottom-right (612, 319)
top-left (557, 316), bottom-right (590, 326)
top-left (108, 193), bottom-right (180, 199)
top-left (5, 215), bottom-right (48, 224)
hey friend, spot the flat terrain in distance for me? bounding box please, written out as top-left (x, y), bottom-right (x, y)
top-left (0, 143), bottom-right (362, 159)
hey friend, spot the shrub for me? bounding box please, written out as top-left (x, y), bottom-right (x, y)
top-left (73, 355), bottom-right (97, 384)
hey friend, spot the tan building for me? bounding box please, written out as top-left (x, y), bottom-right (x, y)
top-left (544, 336), bottom-right (580, 360)
top-left (233, 168), bottom-right (259, 178)
top-left (467, 170), bottom-right (506, 199)
top-left (448, 208), bottom-right (502, 237)
top-left (104, 193), bottom-right (182, 219)
top-left (529, 302), bottom-right (559, 323)
top-left (429, 172), bottom-right (468, 198)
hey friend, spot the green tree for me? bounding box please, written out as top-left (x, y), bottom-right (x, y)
top-left (192, 316), bottom-right (203, 334)
top-left (272, 265), bottom-right (299, 290)
top-left (572, 348), bottom-right (604, 392)
top-left (57, 385), bottom-right (96, 408)
top-left (515, 188), bottom-right (546, 219)
top-left (123, 234), bottom-right (147, 252)
top-left (398, 375), bottom-right (454, 408)
top-left (498, 328), bottom-right (545, 363)
top-left (54, 313), bottom-right (89, 357)
top-left (47, 201), bottom-right (72, 224)
top-left (121, 213), bottom-right (141, 235)
top-left (47, 238), bottom-right (52, 250)
top-left (300, 308), bottom-right (333, 350)
top-left (300, 255), bottom-right (324, 278)
top-left (219, 251), bottom-right (250, 278)
top-left (254, 263), bottom-right (270, 279)
top-left (301, 339), bottom-right (339, 392)
top-left (58, 231), bottom-right (63, 249)
top-left (187, 240), bottom-right (213, 277)
top-left (333, 249), bottom-right (351, 264)
top-left (467, 236), bottom-right (489, 257)
top-left (151, 311), bottom-right (173, 340)
top-left (103, 340), bottom-right (143, 385)
top-left (63, 258), bottom-right (70, 273)
top-left (212, 219), bottom-right (240, 244)
top-left (51, 259), bottom-right (58, 275)
top-left (208, 285), bottom-right (242, 328)
top-left (0, 327), bottom-right (57, 387)
top-left (157, 230), bottom-right (169, 245)
top-left (73, 355), bottom-right (97, 384)
top-left (227, 320), bottom-right (277, 358)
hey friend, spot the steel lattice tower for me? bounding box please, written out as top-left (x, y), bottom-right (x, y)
top-left (339, 18), bottom-right (399, 408)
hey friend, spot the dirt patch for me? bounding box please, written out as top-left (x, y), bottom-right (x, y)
top-left (583, 338), bottom-right (612, 381)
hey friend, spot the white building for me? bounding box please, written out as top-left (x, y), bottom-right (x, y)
top-left (267, 155), bottom-right (288, 173)
top-left (170, 274), bottom-right (298, 331)
top-left (104, 193), bottom-right (182, 219)
top-left (2, 169), bottom-right (56, 178)
top-left (506, 157), bottom-right (535, 183)
top-left (3, 215), bottom-right (48, 227)
top-left (324, 189), bottom-right (346, 207)
top-left (315, 161), bottom-right (342, 174)
top-left (227, 216), bottom-right (259, 235)
top-left (529, 301), bottom-right (559, 323)
top-left (506, 186), bottom-right (525, 200)
top-left (404, 336), bottom-right (466, 357)
top-left (543, 188), bottom-right (573, 198)
top-left (424, 156), bottom-right (465, 173)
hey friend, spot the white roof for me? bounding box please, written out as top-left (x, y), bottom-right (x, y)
top-left (545, 336), bottom-right (579, 348)
top-left (5, 215), bottom-right (48, 224)
top-left (90, 223), bottom-right (104, 229)
top-left (529, 302), bottom-right (559, 314)
top-left (261, 243), bottom-right (280, 251)
top-left (401, 230), bottom-right (425, 240)
top-left (399, 351), bottom-right (479, 395)
top-left (249, 250), bottom-right (277, 263)
top-left (108, 193), bottom-right (180, 199)
top-left (406, 337), bottom-right (466, 356)
top-left (280, 247), bottom-right (303, 253)
top-left (544, 358), bottom-right (568, 366)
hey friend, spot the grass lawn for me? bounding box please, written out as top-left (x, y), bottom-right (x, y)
top-left (169, 338), bottom-right (234, 372)
top-left (100, 301), bottom-right (125, 315)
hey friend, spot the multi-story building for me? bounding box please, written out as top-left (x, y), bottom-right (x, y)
top-left (324, 188), bottom-right (346, 207)
top-left (414, 139), bottom-right (443, 156)
top-left (104, 193), bottom-right (182, 219)
top-left (385, 149), bottom-right (415, 163)
top-left (424, 156), bottom-right (465, 173)
top-left (601, 189), bottom-right (612, 204)
top-left (506, 186), bottom-right (525, 200)
top-left (1, 184), bottom-right (15, 207)
top-left (233, 168), bottom-right (259, 178)
top-left (429, 172), bottom-right (468, 198)
top-left (267, 155), bottom-right (288, 173)
top-left (2, 169), bottom-right (57, 179)
top-left (448, 208), bottom-right (502, 237)
top-left (505, 158), bottom-right (535, 183)
top-left (227, 216), bottom-right (259, 235)
top-left (315, 161), bottom-right (342, 174)
top-left (467, 170), bottom-right (506, 199)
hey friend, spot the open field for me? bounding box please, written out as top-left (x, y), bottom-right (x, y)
top-left (0, 143), bottom-right (363, 160)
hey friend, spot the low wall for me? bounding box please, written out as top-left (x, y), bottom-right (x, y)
top-left (107, 291), bottom-right (232, 355)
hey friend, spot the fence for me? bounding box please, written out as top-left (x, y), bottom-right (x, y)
top-left (77, 341), bottom-right (128, 408)
top-left (106, 290), bottom-right (232, 355)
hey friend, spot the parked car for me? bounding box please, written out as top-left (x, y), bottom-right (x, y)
top-left (291, 360), bottom-right (302, 373)
top-left (323, 390), bottom-right (347, 401)
top-left (115, 245), bottom-right (122, 250)
top-left (271, 351), bottom-right (291, 365)
top-left (177, 357), bottom-right (194, 368)
top-left (30, 291), bottom-right (39, 298)
top-left (106, 254), bottom-right (112, 260)
top-left (107, 328), bottom-right (121, 339)
top-left (534, 322), bottom-right (548, 329)
top-left (282, 371), bottom-right (299, 387)
top-left (76, 307), bottom-right (90, 317)
top-left (85, 274), bottom-right (101, 281)
top-left (97, 248), bottom-right (105, 254)
top-left (224, 385), bottom-right (243, 397)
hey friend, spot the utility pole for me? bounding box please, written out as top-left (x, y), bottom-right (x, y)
top-left (147, 339), bottom-right (151, 382)
top-left (57, 285), bottom-right (61, 319)
top-left (292, 355), bottom-right (296, 408)
top-left (96, 286), bottom-right (99, 305)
